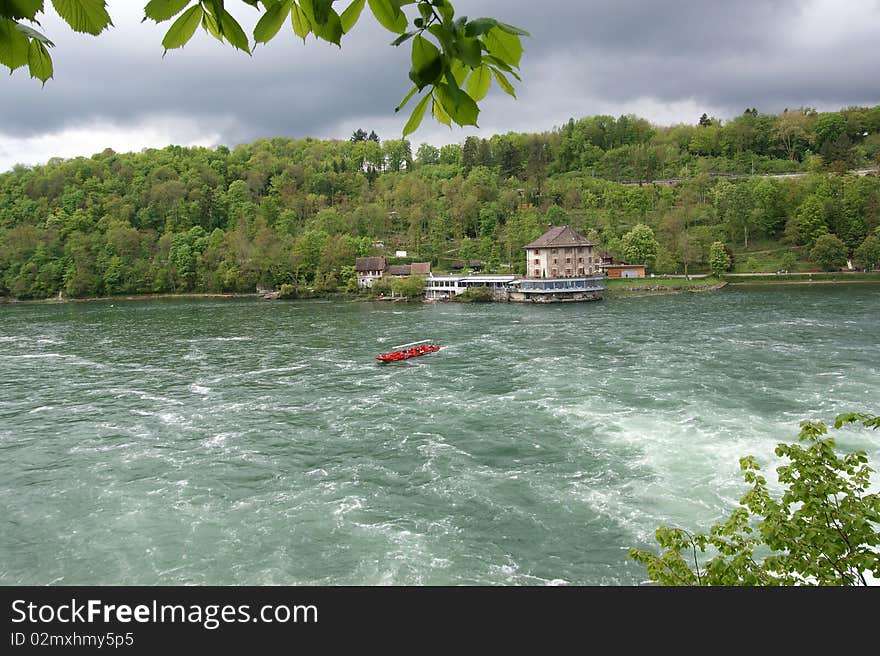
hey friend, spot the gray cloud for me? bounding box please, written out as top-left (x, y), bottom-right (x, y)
top-left (2, 0), bottom-right (879, 168)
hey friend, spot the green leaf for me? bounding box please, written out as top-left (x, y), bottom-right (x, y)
top-left (0, 0), bottom-right (43, 21)
top-left (394, 84), bottom-right (418, 112)
top-left (305, 0), bottom-right (331, 24)
top-left (290, 1), bottom-right (310, 40)
top-left (426, 23), bottom-right (452, 52)
top-left (484, 54), bottom-right (520, 79)
top-left (463, 17), bottom-right (497, 37)
top-left (432, 0), bottom-right (453, 23)
top-left (409, 34), bottom-right (442, 88)
top-left (449, 58), bottom-right (467, 85)
top-left (253, 0), bottom-right (291, 43)
top-left (161, 4), bottom-right (203, 51)
top-left (455, 35), bottom-right (481, 67)
top-left (0, 18), bottom-right (30, 70)
top-left (465, 63), bottom-right (490, 101)
top-left (435, 80), bottom-right (478, 127)
top-left (201, 8), bottom-right (222, 40)
top-left (339, 0), bottom-right (364, 33)
top-left (219, 8), bottom-right (251, 52)
top-left (483, 25), bottom-right (522, 67)
top-left (402, 92), bottom-right (430, 136)
top-left (50, 0), bottom-right (113, 35)
top-left (27, 37), bottom-right (52, 82)
top-left (432, 93), bottom-right (451, 127)
top-left (496, 21), bottom-right (529, 36)
top-left (13, 22), bottom-right (55, 47)
top-left (390, 30), bottom-right (414, 46)
top-left (490, 66), bottom-right (515, 97)
top-left (300, 0), bottom-right (341, 44)
top-left (144, 0), bottom-right (192, 23)
top-left (367, 0), bottom-right (405, 34)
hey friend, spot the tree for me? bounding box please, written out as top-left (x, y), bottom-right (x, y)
top-left (415, 143), bottom-right (439, 166)
top-left (793, 195), bottom-right (829, 249)
top-left (708, 241), bottom-right (731, 276)
top-left (390, 274), bottom-right (424, 299)
top-left (809, 233), bottom-right (847, 271)
top-left (620, 223), bottom-right (659, 269)
top-left (0, 0), bottom-right (527, 135)
top-left (382, 138), bottom-right (412, 172)
top-left (774, 109), bottom-right (813, 161)
top-left (629, 412), bottom-right (880, 586)
top-left (853, 234), bottom-right (880, 270)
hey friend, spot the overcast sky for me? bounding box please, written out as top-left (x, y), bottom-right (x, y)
top-left (2, 0), bottom-right (879, 171)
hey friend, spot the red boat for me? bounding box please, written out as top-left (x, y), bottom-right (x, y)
top-left (376, 340), bottom-right (440, 363)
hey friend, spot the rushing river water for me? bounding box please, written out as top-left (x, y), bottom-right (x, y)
top-left (1, 285), bottom-right (878, 585)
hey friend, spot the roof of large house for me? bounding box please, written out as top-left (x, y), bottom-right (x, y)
top-left (524, 225), bottom-right (595, 249)
top-left (355, 256), bottom-right (386, 272)
top-left (386, 264), bottom-right (411, 275)
top-left (410, 262), bottom-right (432, 275)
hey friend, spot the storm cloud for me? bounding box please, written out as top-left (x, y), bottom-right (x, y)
top-left (2, 0), bottom-right (879, 170)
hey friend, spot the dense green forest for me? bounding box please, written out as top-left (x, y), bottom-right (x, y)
top-left (2, 105), bottom-right (880, 300)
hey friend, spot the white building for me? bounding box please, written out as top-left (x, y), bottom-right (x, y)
top-left (523, 225), bottom-right (599, 278)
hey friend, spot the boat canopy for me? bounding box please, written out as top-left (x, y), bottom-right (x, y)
top-left (391, 339), bottom-right (434, 350)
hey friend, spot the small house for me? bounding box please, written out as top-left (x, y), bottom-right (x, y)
top-left (355, 256), bottom-right (386, 288)
top-left (604, 264), bottom-right (646, 278)
top-left (387, 262), bottom-right (431, 278)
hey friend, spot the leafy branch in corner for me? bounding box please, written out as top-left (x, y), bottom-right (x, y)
top-left (0, 1), bottom-right (528, 136)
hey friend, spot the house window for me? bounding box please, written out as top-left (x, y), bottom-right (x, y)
top-left (578, 267), bottom-right (584, 274)
top-left (552, 258), bottom-right (557, 265)
top-left (566, 257), bottom-right (571, 264)
top-left (578, 257), bottom-right (583, 263)
top-left (534, 269), bottom-right (540, 277)
top-left (551, 268), bottom-right (558, 276)
top-left (565, 268), bottom-right (571, 275)
top-left (534, 258), bottom-right (539, 265)
top-left (551, 249), bottom-right (557, 254)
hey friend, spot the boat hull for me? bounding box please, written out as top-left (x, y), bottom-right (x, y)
top-left (375, 344), bottom-right (440, 363)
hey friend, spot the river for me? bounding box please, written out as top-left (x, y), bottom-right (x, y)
top-left (1, 284), bottom-right (878, 585)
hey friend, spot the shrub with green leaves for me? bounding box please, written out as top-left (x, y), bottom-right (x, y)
top-left (629, 412), bottom-right (880, 586)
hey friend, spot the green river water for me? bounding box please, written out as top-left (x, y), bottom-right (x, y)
top-left (1, 284), bottom-right (878, 585)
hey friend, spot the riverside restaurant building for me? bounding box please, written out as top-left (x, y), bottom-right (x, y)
top-left (425, 225), bottom-right (605, 303)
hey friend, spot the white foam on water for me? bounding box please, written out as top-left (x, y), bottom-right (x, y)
top-left (107, 389), bottom-right (185, 406)
top-left (190, 385), bottom-right (210, 395)
top-left (185, 336), bottom-right (252, 342)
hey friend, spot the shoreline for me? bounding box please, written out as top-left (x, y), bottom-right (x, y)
top-left (726, 279), bottom-right (880, 286)
top-left (0, 292), bottom-right (261, 306)
top-left (3, 274), bottom-right (879, 306)
top-left (603, 281), bottom-right (727, 298)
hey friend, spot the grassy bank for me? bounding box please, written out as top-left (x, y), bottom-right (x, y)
top-left (722, 272), bottom-right (880, 285)
top-left (603, 276), bottom-right (726, 298)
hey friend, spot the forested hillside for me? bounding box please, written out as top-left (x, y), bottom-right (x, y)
top-left (2, 106), bottom-right (879, 300)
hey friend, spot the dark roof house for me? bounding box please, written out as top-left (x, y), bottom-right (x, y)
top-left (524, 225), bottom-right (595, 250)
top-left (355, 257), bottom-right (386, 272)
top-left (386, 264), bottom-right (412, 276)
